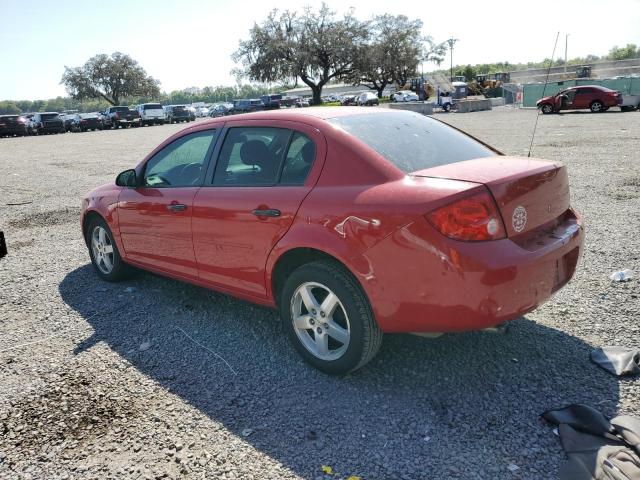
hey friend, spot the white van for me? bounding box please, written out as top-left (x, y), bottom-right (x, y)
top-left (136, 103), bottom-right (166, 126)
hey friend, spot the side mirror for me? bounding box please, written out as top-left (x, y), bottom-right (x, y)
top-left (116, 169), bottom-right (138, 187)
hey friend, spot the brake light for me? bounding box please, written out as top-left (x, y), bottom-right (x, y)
top-left (115, 112), bottom-right (120, 119)
top-left (426, 189), bottom-right (506, 241)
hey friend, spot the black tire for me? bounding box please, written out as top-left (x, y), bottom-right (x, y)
top-left (540, 103), bottom-right (554, 114)
top-left (86, 216), bottom-right (134, 282)
top-left (443, 102), bottom-right (451, 112)
top-left (280, 260), bottom-right (383, 375)
top-left (590, 100), bottom-right (604, 113)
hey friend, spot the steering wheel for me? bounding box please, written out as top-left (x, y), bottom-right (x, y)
top-left (177, 163), bottom-right (202, 185)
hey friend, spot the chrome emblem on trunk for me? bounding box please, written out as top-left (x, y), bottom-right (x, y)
top-left (512, 206), bottom-right (527, 232)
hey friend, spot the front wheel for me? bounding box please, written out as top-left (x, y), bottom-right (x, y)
top-left (590, 100), bottom-right (604, 113)
top-left (540, 103), bottom-right (554, 114)
top-left (280, 260), bottom-right (382, 375)
top-left (442, 102), bottom-right (451, 112)
top-left (87, 217), bottom-right (134, 282)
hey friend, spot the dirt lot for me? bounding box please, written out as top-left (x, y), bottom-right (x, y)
top-left (1, 108), bottom-right (639, 480)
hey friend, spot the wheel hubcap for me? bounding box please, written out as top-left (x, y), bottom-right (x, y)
top-left (291, 282), bottom-right (350, 361)
top-left (91, 226), bottom-right (115, 274)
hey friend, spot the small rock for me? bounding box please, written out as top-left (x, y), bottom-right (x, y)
top-left (139, 341), bottom-right (152, 351)
top-left (125, 286), bottom-right (136, 293)
top-left (507, 464), bottom-right (520, 472)
top-left (241, 428), bottom-right (253, 437)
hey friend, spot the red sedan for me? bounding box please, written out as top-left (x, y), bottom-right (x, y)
top-left (536, 85), bottom-right (622, 114)
top-left (81, 108), bottom-right (584, 374)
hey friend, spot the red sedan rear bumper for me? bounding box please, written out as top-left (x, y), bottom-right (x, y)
top-left (356, 210), bottom-right (584, 333)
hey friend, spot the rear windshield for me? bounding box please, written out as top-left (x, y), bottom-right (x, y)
top-left (0, 115), bottom-right (19, 120)
top-left (41, 113), bottom-right (60, 120)
top-left (329, 111), bottom-right (496, 173)
top-left (143, 104), bottom-right (162, 110)
top-left (112, 107), bottom-right (129, 113)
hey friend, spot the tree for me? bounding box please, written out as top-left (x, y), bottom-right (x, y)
top-left (233, 4), bottom-right (368, 104)
top-left (61, 52), bottom-right (161, 106)
top-left (345, 15), bottom-right (423, 98)
top-left (394, 37), bottom-right (447, 89)
top-left (0, 101), bottom-right (20, 115)
top-left (607, 44), bottom-right (638, 61)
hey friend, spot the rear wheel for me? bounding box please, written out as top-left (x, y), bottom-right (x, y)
top-left (443, 102), bottom-right (451, 112)
top-left (280, 260), bottom-right (382, 374)
top-left (87, 217), bottom-right (134, 282)
top-left (590, 100), bottom-right (604, 113)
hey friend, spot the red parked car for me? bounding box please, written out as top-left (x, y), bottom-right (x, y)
top-left (537, 85), bottom-right (622, 114)
top-left (81, 108), bottom-right (584, 374)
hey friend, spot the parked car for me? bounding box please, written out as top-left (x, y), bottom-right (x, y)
top-left (60, 113), bottom-right (76, 131)
top-left (196, 106), bottom-right (210, 118)
top-left (81, 108), bottom-right (584, 374)
top-left (393, 90), bottom-right (419, 102)
top-left (185, 106), bottom-right (197, 121)
top-left (357, 91), bottom-right (380, 106)
top-left (233, 99), bottom-right (265, 113)
top-left (101, 106), bottom-right (141, 129)
top-left (0, 115), bottom-right (29, 137)
top-left (296, 98), bottom-right (311, 107)
top-left (537, 85), bottom-right (622, 114)
top-left (340, 95), bottom-right (357, 106)
top-left (164, 105), bottom-right (191, 123)
top-left (260, 94), bottom-right (282, 110)
top-left (28, 112), bottom-right (65, 135)
top-left (70, 113), bottom-right (101, 132)
top-left (136, 103), bottom-right (166, 126)
top-left (209, 103), bottom-right (233, 117)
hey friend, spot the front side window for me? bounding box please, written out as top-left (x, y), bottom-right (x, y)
top-left (143, 130), bottom-right (216, 187)
top-left (213, 127), bottom-right (292, 186)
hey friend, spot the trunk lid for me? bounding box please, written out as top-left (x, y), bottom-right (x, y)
top-left (412, 156), bottom-right (570, 237)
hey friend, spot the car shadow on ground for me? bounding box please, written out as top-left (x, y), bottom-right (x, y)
top-left (59, 265), bottom-right (620, 479)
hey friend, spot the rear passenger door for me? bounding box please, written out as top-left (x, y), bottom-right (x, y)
top-left (191, 120), bottom-right (326, 298)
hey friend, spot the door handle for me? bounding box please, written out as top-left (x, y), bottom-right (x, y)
top-left (167, 203), bottom-right (187, 212)
top-left (252, 209), bottom-right (281, 217)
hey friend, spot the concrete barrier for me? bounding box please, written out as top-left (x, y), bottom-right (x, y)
top-left (456, 99), bottom-right (493, 113)
top-left (490, 97), bottom-right (505, 107)
top-left (388, 102), bottom-right (434, 115)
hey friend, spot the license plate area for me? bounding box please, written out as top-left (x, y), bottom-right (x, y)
top-left (552, 247), bottom-right (579, 292)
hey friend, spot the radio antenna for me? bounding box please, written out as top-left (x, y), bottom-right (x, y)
top-left (527, 31), bottom-right (560, 158)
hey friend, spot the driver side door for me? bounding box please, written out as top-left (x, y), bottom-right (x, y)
top-left (117, 129), bottom-right (218, 279)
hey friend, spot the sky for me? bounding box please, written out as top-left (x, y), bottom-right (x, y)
top-left (1, 0), bottom-right (639, 101)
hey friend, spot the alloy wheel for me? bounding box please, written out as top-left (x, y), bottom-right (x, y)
top-left (291, 282), bottom-right (351, 361)
top-left (91, 225), bottom-right (115, 274)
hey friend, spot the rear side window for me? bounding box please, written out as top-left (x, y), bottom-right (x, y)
top-left (329, 112), bottom-right (496, 173)
top-left (213, 127), bottom-right (292, 186)
top-left (281, 133), bottom-right (315, 185)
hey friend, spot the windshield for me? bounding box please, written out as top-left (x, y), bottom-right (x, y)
top-left (329, 111), bottom-right (496, 174)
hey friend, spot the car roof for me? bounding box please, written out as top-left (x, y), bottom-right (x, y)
top-left (197, 106), bottom-right (397, 126)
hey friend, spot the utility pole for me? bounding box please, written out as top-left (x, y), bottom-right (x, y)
top-left (564, 34), bottom-right (569, 77)
top-left (447, 38), bottom-right (458, 84)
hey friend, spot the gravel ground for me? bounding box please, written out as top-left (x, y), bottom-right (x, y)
top-left (0, 109), bottom-right (638, 480)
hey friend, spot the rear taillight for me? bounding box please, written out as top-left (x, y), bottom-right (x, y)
top-left (115, 112), bottom-right (120, 119)
top-left (426, 189), bottom-right (506, 242)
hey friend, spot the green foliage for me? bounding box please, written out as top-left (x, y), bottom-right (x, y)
top-left (61, 52), bottom-right (161, 106)
top-left (608, 44), bottom-right (639, 61)
top-left (0, 101), bottom-right (21, 114)
top-left (233, 3), bottom-right (369, 104)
